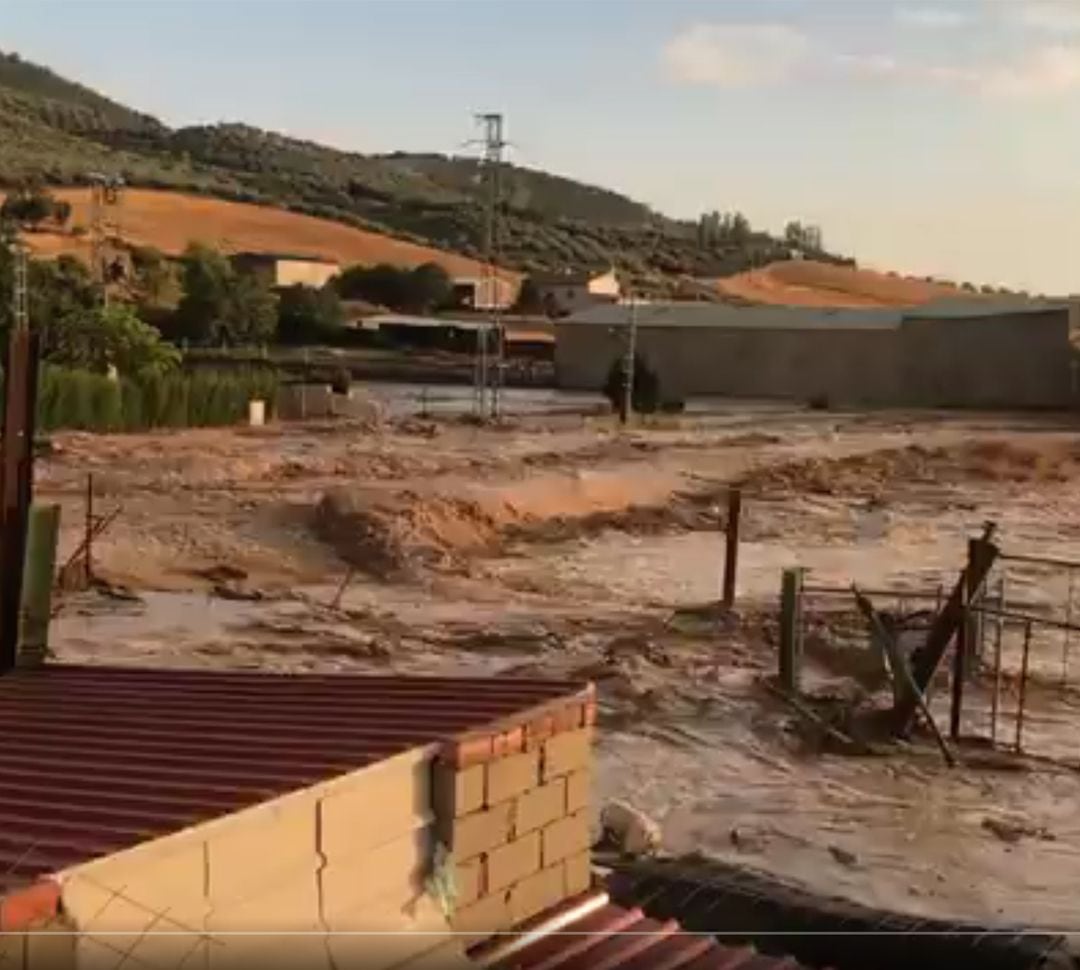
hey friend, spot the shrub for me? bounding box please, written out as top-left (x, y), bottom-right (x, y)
top-left (23, 365), bottom-right (280, 432)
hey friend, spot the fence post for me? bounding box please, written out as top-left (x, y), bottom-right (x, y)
top-left (779, 567), bottom-right (803, 693)
top-left (1016, 620), bottom-right (1032, 753)
top-left (722, 487), bottom-right (742, 610)
top-left (18, 503), bottom-right (60, 667)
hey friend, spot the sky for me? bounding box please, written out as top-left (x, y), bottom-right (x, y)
top-left (2, 0), bottom-right (1079, 293)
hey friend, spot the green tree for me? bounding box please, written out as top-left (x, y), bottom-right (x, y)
top-left (276, 283), bottom-right (344, 344)
top-left (405, 262), bottom-right (452, 312)
top-left (173, 243), bottom-right (277, 345)
top-left (174, 243), bottom-right (234, 343)
top-left (130, 245), bottom-right (179, 309)
top-left (225, 271), bottom-right (278, 345)
top-left (0, 181), bottom-right (67, 229)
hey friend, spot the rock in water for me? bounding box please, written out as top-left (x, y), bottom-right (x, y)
top-left (601, 800), bottom-right (662, 856)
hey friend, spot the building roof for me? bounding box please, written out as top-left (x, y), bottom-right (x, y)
top-left (532, 268), bottom-right (615, 287)
top-left (469, 888), bottom-right (808, 970)
top-left (564, 302), bottom-right (903, 331)
top-left (0, 664), bottom-right (590, 892)
top-left (903, 296), bottom-right (1071, 318)
top-left (563, 298), bottom-right (1073, 331)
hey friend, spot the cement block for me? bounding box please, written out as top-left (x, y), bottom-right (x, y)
top-left (321, 754), bottom-right (431, 864)
top-left (514, 779), bottom-right (566, 836)
top-left (486, 832), bottom-right (541, 894)
top-left (541, 728), bottom-right (593, 782)
top-left (440, 801), bottom-right (513, 861)
top-left (486, 750), bottom-right (540, 805)
top-left (507, 864), bottom-right (565, 926)
top-left (541, 810), bottom-right (590, 867)
top-left (320, 826), bottom-right (430, 926)
top-left (565, 769), bottom-right (591, 814)
top-left (433, 762), bottom-right (485, 820)
top-left (206, 799), bottom-right (317, 906)
top-left (206, 873), bottom-right (321, 933)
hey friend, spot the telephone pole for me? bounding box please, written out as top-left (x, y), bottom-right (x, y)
top-left (471, 113), bottom-right (506, 421)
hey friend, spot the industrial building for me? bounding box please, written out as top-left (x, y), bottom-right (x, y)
top-left (555, 299), bottom-right (1080, 410)
top-left (230, 251), bottom-right (341, 290)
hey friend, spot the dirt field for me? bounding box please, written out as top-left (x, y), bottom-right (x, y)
top-left (18, 187), bottom-right (517, 284)
top-left (712, 260), bottom-right (981, 307)
top-left (39, 396), bottom-right (1080, 932)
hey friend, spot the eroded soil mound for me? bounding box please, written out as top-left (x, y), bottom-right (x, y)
top-left (738, 439), bottom-right (1077, 498)
top-left (314, 486), bottom-right (500, 579)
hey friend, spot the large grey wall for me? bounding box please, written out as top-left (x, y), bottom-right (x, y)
top-left (900, 310), bottom-right (1074, 408)
top-left (555, 306), bottom-right (1078, 409)
top-left (554, 323), bottom-right (902, 405)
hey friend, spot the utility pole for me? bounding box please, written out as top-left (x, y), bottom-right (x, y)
top-left (619, 224), bottom-right (663, 426)
top-left (88, 172), bottom-right (124, 308)
top-left (471, 113), bottom-right (506, 421)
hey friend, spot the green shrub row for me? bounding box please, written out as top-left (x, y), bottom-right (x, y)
top-left (0, 365), bottom-right (280, 432)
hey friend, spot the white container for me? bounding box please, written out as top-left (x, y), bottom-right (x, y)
top-left (248, 399), bottom-right (266, 427)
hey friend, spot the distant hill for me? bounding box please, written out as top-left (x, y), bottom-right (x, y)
top-left (0, 50), bottom-right (835, 282)
top-left (16, 187), bottom-right (514, 285)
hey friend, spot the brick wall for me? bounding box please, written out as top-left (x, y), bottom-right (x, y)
top-left (435, 688), bottom-right (597, 941)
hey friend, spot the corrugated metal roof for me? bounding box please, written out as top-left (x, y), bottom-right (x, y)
top-left (563, 303), bottom-right (903, 331)
top-left (563, 298), bottom-right (1072, 331)
top-left (470, 890), bottom-right (808, 970)
top-left (0, 664), bottom-right (588, 890)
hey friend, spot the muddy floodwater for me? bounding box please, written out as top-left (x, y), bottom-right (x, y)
top-left (40, 401), bottom-right (1080, 930)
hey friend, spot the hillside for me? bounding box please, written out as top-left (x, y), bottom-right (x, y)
top-left (0, 50), bottom-right (811, 281)
top-left (18, 188), bottom-right (516, 284)
top-left (711, 260), bottom-right (982, 308)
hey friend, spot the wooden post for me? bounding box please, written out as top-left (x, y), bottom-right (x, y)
top-left (0, 329), bottom-right (39, 674)
top-left (18, 503), bottom-right (60, 667)
top-left (84, 473), bottom-right (94, 585)
top-left (1016, 620), bottom-right (1032, 753)
top-left (722, 487), bottom-right (742, 610)
top-left (779, 567), bottom-right (803, 692)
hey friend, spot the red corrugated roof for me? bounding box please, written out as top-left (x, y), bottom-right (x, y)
top-left (471, 891), bottom-right (810, 970)
top-left (0, 664), bottom-right (589, 890)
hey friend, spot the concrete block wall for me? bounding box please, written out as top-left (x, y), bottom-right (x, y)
top-left (435, 690), bottom-right (597, 942)
top-left (10, 747), bottom-right (465, 970)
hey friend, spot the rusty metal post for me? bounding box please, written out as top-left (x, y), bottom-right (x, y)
top-left (991, 576), bottom-right (1005, 746)
top-left (950, 573), bottom-right (968, 741)
top-left (0, 328), bottom-right (40, 674)
top-left (779, 567), bottom-right (804, 693)
top-left (1016, 620), bottom-right (1032, 753)
top-left (722, 487), bottom-right (742, 610)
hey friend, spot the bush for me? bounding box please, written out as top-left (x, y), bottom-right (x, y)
top-left (602, 354), bottom-right (662, 415)
top-left (26, 364), bottom-right (280, 432)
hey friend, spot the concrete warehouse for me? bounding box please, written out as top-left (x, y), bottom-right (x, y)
top-left (555, 300), bottom-right (1080, 409)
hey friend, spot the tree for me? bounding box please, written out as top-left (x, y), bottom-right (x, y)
top-left (405, 262), bottom-right (451, 313)
top-left (513, 277), bottom-right (542, 314)
top-left (602, 354), bottom-right (662, 415)
top-left (173, 243), bottom-right (277, 345)
top-left (0, 182), bottom-right (67, 230)
top-left (276, 284), bottom-right (344, 344)
top-left (46, 303), bottom-right (180, 376)
top-left (130, 245), bottom-right (179, 309)
top-left (174, 243), bottom-right (234, 343)
top-left (225, 272), bottom-right (278, 346)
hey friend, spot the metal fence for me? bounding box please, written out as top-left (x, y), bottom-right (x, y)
top-left (786, 550), bottom-right (1080, 768)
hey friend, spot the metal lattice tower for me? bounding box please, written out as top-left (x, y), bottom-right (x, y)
top-left (88, 173), bottom-right (124, 306)
top-left (471, 113), bottom-right (506, 421)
